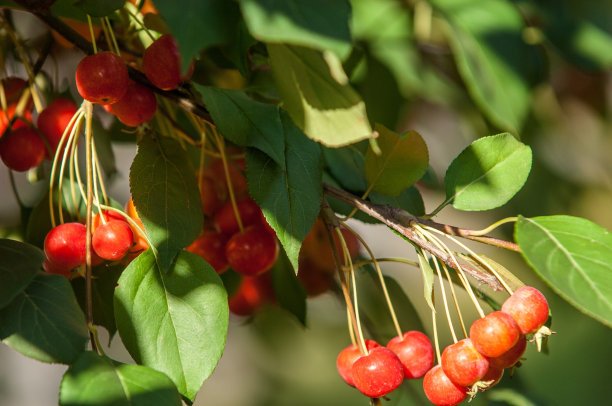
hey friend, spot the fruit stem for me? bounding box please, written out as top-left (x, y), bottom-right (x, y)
top-left (342, 222), bottom-right (403, 338)
top-left (103, 17), bottom-right (121, 56)
top-left (468, 217), bottom-right (518, 237)
top-left (87, 15), bottom-right (97, 54)
top-left (214, 128), bottom-right (244, 232)
top-left (431, 292), bottom-right (441, 362)
top-left (349, 257), bottom-right (419, 270)
top-left (124, 6), bottom-right (156, 42)
top-left (441, 262), bottom-right (468, 339)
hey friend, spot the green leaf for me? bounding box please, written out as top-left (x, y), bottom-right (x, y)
top-left (130, 134), bottom-right (203, 271)
top-left (416, 250), bottom-right (435, 313)
top-left (197, 86), bottom-right (285, 166)
top-left (268, 43), bottom-right (373, 147)
top-left (0, 273), bottom-right (88, 364)
top-left (74, 0), bottom-right (125, 18)
top-left (370, 187), bottom-right (425, 217)
top-left (60, 351), bottom-right (182, 406)
top-left (430, 0), bottom-right (542, 133)
top-left (365, 124), bottom-right (429, 196)
top-left (444, 133), bottom-right (532, 211)
top-left (246, 110), bottom-right (323, 272)
top-left (270, 248), bottom-right (307, 325)
top-left (240, 0), bottom-right (352, 57)
top-left (515, 215), bottom-right (612, 328)
top-left (154, 0), bottom-right (240, 72)
top-left (0, 239), bottom-right (44, 309)
top-left (323, 145), bottom-right (368, 193)
top-left (114, 250), bottom-right (228, 401)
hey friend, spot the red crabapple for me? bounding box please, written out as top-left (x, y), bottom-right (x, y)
top-left (225, 224), bottom-right (279, 276)
top-left (441, 338), bottom-right (489, 387)
top-left (488, 334), bottom-right (527, 370)
top-left (387, 330), bottom-right (434, 379)
top-left (336, 340), bottom-right (380, 387)
top-left (423, 364), bottom-right (468, 406)
top-left (352, 347), bottom-right (404, 398)
top-left (501, 286), bottom-right (549, 335)
top-left (143, 35), bottom-right (191, 90)
top-left (44, 222), bottom-right (87, 271)
top-left (186, 230), bottom-right (230, 274)
top-left (109, 82), bottom-right (157, 126)
top-left (0, 127), bottom-right (46, 171)
top-left (92, 219), bottom-right (134, 261)
top-left (37, 98), bottom-right (78, 158)
top-left (76, 52), bottom-right (129, 104)
top-left (470, 311), bottom-right (520, 358)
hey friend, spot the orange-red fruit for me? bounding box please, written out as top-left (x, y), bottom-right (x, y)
top-left (37, 98), bottom-right (78, 158)
top-left (352, 347), bottom-right (404, 398)
top-left (44, 222), bottom-right (87, 271)
top-left (2, 77), bottom-right (33, 110)
top-left (214, 197), bottom-right (264, 235)
top-left (470, 311), bottom-right (520, 358)
top-left (0, 104), bottom-right (32, 138)
top-left (488, 334), bottom-right (527, 370)
top-left (228, 274), bottom-right (274, 316)
top-left (386, 330), bottom-right (434, 379)
top-left (143, 35), bottom-right (184, 91)
top-left (479, 365), bottom-right (504, 391)
top-left (441, 338), bottom-right (489, 387)
top-left (0, 127), bottom-right (46, 171)
top-left (225, 224), bottom-right (279, 276)
top-left (186, 230), bottom-right (230, 274)
top-left (110, 82), bottom-right (157, 126)
top-left (336, 340), bottom-right (380, 387)
top-left (92, 219), bottom-right (134, 261)
top-left (423, 364), bottom-right (468, 406)
top-left (501, 286), bottom-right (549, 335)
top-left (76, 52), bottom-right (129, 104)
top-left (301, 219), bottom-right (360, 271)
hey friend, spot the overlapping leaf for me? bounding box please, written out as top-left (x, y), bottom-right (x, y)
top-left (0, 239), bottom-right (44, 309)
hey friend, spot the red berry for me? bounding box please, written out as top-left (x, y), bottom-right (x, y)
top-left (92, 219), bottom-right (134, 261)
top-left (386, 330), bottom-right (434, 379)
top-left (479, 365), bottom-right (503, 391)
top-left (352, 347), bottom-right (404, 398)
top-left (214, 197), bottom-right (264, 236)
top-left (43, 258), bottom-right (72, 278)
top-left (0, 127), bottom-right (46, 171)
top-left (501, 286), bottom-right (549, 335)
top-left (336, 340), bottom-right (380, 387)
top-left (488, 334), bottom-right (527, 370)
top-left (198, 175), bottom-right (223, 216)
top-left (0, 104), bottom-right (32, 138)
top-left (423, 364), bottom-right (468, 406)
top-left (225, 224), bottom-right (279, 276)
top-left (93, 210), bottom-right (126, 230)
top-left (301, 219), bottom-right (360, 270)
top-left (203, 158), bottom-right (248, 200)
top-left (37, 98), bottom-right (78, 158)
top-left (297, 256), bottom-right (334, 297)
top-left (76, 52), bottom-right (129, 104)
top-left (186, 230), bottom-right (230, 274)
top-left (470, 311), bottom-right (520, 358)
top-left (228, 274), bottom-right (274, 316)
top-left (143, 34), bottom-right (190, 90)
top-left (109, 82), bottom-right (157, 126)
top-left (441, 338), bottom-right (489, 387)
top-left (1, 77), bottom-right (33, 111)
top-left (44, 223), bottom-right (87, 271)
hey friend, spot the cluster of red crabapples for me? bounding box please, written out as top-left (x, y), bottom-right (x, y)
top-left (337, 286), bottom-right (549, 405)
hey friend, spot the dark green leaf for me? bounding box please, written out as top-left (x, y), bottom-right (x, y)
top-left (0, 273), bottom-right (88, 364)
top-left (74, 0), bottom-right (125, 18)
top-left (268, 44), bottom-right (373, 147)
top-left (444, 133), bottom-right (532, 211)
top-left (270, 248), bottom-right (307, 325)
top-left (365, 124), bottom-right (429, 196)
top-left (197, 86), bottom-right (285, 166)
top-left (0, 239), bottom-right (44, 309)
top-left (240, 0), bottom-right (352, 57)
top-left (370, 187), bottom-right (425, 217)
top-left (516, 215), bottom-right (612, 328)
top-left (246, 110), bottom-right (323, 272)
top-left (114, 250), bottom-right (228, 400)
top-left (323, 145), bottom-right (368, 193)
top-left (130, 134), bottom-right (203, 271)
top-left (60, 351), bottom-right (182, 406)
top-left (154, 0), bottom-right (241, 73)
top-left (431, 0), bottom-right (542, 133)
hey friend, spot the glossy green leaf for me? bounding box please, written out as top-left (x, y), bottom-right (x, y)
top-left (240, 0), bottom-right (352, 57)
top-left (268, 44), bottom-right (373, 147)
top-left (246, 109), bottom-right (323, 272)
top-left (444, 133), bottom-right (532, 211)
top-left (0, 273), bottom-right (88, 364)
top-left (114, 250), bottom-right (228, 400)
top-left (516, 215), bottom-right (612, 328)
top-left (198, 86), bottom-right (284, 166)
top-left (370, 188), bottom-right (425, 217)
top-left (130, 135), bottom-right (203, 271)
top-left (416, 250), bottom-right (435, 313)
top-left (270, 248), bottom-right (307, 325)
top-left (431, 0), bottom-right (542, 133)
top-left (74, 0), bottom-right (125, 17)
top-left (365, 124), bottom-right (429, 196)
top-left (60, 351), bottom-right (182, 406)
top-left (0, 239), bottom-right (44, 309)
top-left (322, 146), bottom-right (368, 193)
top-left (154, 0), bottom-right (240, 72)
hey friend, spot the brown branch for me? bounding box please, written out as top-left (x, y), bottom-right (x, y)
top-left (323, 182), bottom-right (503, 291)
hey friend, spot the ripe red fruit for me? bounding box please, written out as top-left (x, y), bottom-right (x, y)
top-left (386, 330), bottom-right (434, 379)
top-left (37, 98), bottom-right (78, 158)
top-left (43, 258), bottom-right (72, 277)
top-left (300, 219), bottom-right (360, 271)
top-left (0, 127), bottom-right (46, 171)
top-left (214, 197), bottom-right (264, 235)
top-left (225, 224), bottom-right (279, 276)
top-left (198, 176), bottom-right (222, 216)
top-left (2, 77), bottom-right (28, 104)
top-left (76, 52), bottom-right (129, 104)
top-left (93, 210), bottom-right (126, 230)
top-left (203, 158), bottom-right (248, 200)
top-left (352, 347), bottom-right (404, 398)
top-left (479, 365), bottom-right (503, 391)
top-left (92, 219), bottom-right (134, 261)
top-left (186, 230), bottom-right (230, 274)
top-left (488, 334), bottom-right (527, 370)
top-left (143, 34), bottom-right (190, 90)
top-left (441, 338), bottom-right (489, 387)
top-left (297, 256), bottom-right (334, 296)
top-left (470, 311), bottom-right (520, 358)
top-left (336, 340), bottom-right (380, 387)
top-left (501, 286), bottom-right (549, 335)
top-left (44, 222), bottom-right (87, 271)
top-left (228, 274), bottom-right (274, 316)
top-left (0, 104), bottom-right (32, 138)
top-left (423, 364), bottom-right (468, 406)
top-left (109, 82), bottom-right (157, 126)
